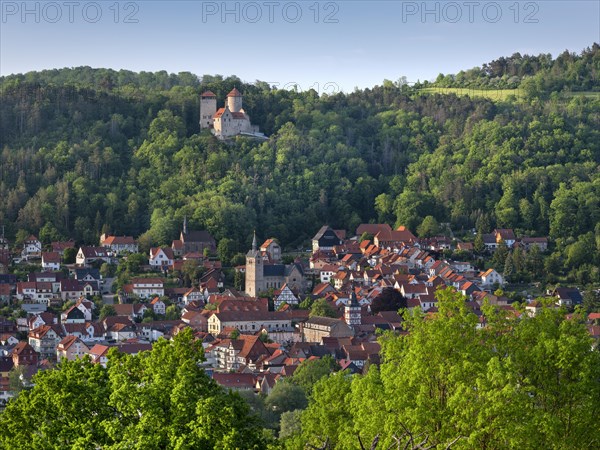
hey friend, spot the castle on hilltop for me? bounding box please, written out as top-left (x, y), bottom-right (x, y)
top-left (199, 88), bottom-right (264, 140)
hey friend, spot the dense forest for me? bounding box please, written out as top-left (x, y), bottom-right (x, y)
top-left (427, 43), bottom-right (600, 92)
top-left (0, 45), bottom-right (599, 283)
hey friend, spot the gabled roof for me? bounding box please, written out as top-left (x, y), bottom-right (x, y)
top-left (42, 252), bottom-right (61, 263)
top-left (181, 230), bottom-right (215, 244)
top-left (57, 335), bottom-right (88, 351)
top-left (102, 235), bottom-right (136, 245)
top-left (213, 373), bottom-right (255, 389)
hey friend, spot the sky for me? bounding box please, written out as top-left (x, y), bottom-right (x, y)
top-left (1, 1), bottom-right (599, 92)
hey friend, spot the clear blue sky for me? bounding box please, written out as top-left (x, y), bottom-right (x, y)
top-left (1, 1), bottom-right (598, 92)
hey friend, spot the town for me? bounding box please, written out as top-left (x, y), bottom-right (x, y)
top-left (1, 220), bottom-right (597, 409)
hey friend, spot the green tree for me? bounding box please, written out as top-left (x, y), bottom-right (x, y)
top-left (416, 215), bottom-right (440, 237)
top-left (359, 232), bottom-right (374, 243)
top-left (279, 409), bottom-right (303, 439)
top-left (298, 288), bottom-right (600, 449)
top-left (217, 238), bottom-right (236, 266)
top-left (0, 329), bottom-right (268, 449)
top-left (291, 355), bottom-right (339, 395)
top-left (492, 239), bottom-right (509, 268)
top-left (265, 381), bottom-right (308, 427)
top-left (164, 304), bottom-right (180, 320)
top-left (309, 299), bottom-right (336, 318)
top-left (473, 232), bottom-right (485, 254)
top-left (1, 359), bottom-right (112, 449)
top-left (504, 251), bottom-right (515, 280)
top-left (99, 304), bottom-right (116, 320)
top-left (62, 247), bottom-right (77, 264)
top-left (300, 371), bottom-right (352, 449)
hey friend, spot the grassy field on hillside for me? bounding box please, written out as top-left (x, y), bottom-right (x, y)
top-left (418, 87), bottom-right (598, 101)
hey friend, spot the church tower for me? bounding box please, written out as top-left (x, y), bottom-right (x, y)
top-left (345, 286), bottom-right (362, 326)
top-left (199, 91), bottom-right (217, 129)
top-left (245, 231), bottom-right (263, 297)
top-left (227, 87), bottom-right (243, 113)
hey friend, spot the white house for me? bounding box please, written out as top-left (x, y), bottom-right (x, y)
top-left (150, 297), bottom-right (166, 315)
top-left (479, 269), bottom-right (504, 287)
top-left (21, 235), bottom-right (42, 260)
top-left (100, 234), bottom-right (138, 254)
top-left (41, 252), bottom-right (61, 271)
top-left (76, 246), bottom-right (112, 266)
top-left (131, 278), bottom-right (165, 299)
top-left (149, 247), bottom-right (174, 268)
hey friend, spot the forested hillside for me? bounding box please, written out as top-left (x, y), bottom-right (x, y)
top-left (426, 43), bottom-right (600, 92)
top-left (0, 45), bottom-right (598, 282)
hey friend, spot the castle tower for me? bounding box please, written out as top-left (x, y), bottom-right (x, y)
top-left (245, 231), bottom-right (263, 297)
top-left (227, 87), bottom-right (243, 113)
top-left (199, 91), bottom-right (217, 129)
top-left (345, 286), bottom-right (362, 326)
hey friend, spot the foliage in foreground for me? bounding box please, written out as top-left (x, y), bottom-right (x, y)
top-left (285, 288), bottom-right (600, 449)
top-left (0, 329), bottom-right (268, 450)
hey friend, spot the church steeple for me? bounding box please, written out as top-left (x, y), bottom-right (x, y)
top-left (345, 283), bottom-right (362, 326)
top-left (252, 230), bottom-right (257, 252)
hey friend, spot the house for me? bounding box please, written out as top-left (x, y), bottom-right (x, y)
top-left (207, 310), bottom-right (293, 339)
top-left (76, 246), bottom-right (112, 266)
top-left (113, 303), bottom-right (148, 320)
top-left (482, 234), bottom-right (498, 251)
top-left (181, 310), bottom-right (208, 331)
top-left (60, 279), bottom-right (99, 301)
top-left (551, 287), bottom-right (583, 307)
top-left (12, 342), bottom-right (39, 367)
top-left (260, 239), bottom-right (282, 262)
top-left (74, 268), bottom-right (102, 283)
top-left (21, 235), bottom-right (42, 260)
top-left (100, 234), bottom-right (138, 254)
top-left (319, 264), bottom-right (339, 283)
top-left (212, 373), bottom-right (256, 391)
top-left (356, 223), bottom-right (393, 238)
top-left (150, 297), bottom-right (166, 315)
top-left (16, 281), bottom-right (54, 304)
top-left (41, 252), bottom-right (61, 271)
top-left (182, 286), bottom-right (204, 305)
top-left (312, 226), bottom-right (344, 252)
top-left (107, 322), bottom-right (137, 341)
top-left (373, 226), bottom-right (417, 248)
top-left (208, 335), bottom-right (272, 371)
top-left (88, 344), bottom-right (110, 367)
top-left (28, 324), bottom-right (64, 358)
top-left (149, 247), bottom-right (174, 268)
top-left (302, 317), bottom-right (354, 343)
top-left (479, 269), bottom-right (505, 287)
top-left (61, 299), bottom-right (94, 323)
top-left (130, 278), bottom-right (165, 299)
top-left (28, 312), bottom-right (57, 330)
top-left (56, 336), bottom-right (90, 362)
top-left (51, 240), bottom-right (75, 256)
top-left (273, 284), bottom-right (299, 309)
top-left (521, 237), bottom-right (548, 252)
top-left (171, 239), bottom-right (184, 257)
top-left (494, 229), bottom-right (516, 247)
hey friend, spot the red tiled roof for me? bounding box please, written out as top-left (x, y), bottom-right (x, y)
top-left (102, 235), bottom-right (136, 245)
top-left (227, 87), bottom-right (242, 97)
